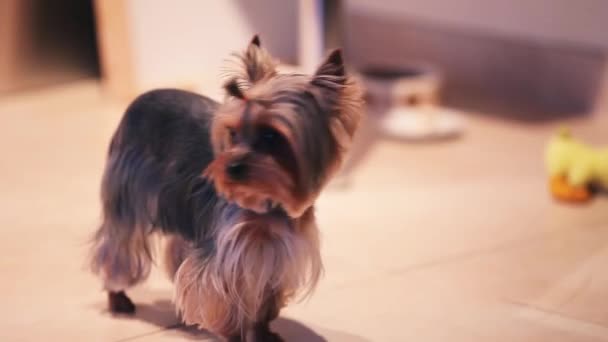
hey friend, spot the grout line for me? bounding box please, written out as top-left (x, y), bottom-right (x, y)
top-left (505, 299), bottom-right (608, 340)
top-left (114, 323), bottom-right (182, 342)
top-left (327, 230), bottom-right (552, 292)
top-left (337, 220), bottom-right (608, 292)
top-left (388, 229), bottom-right (555, 275)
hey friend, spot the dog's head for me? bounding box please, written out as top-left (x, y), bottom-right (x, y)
top-left (204, 36), bottom-right (363, 218)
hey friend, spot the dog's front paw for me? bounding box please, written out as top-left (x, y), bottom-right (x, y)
top-left (108, 291), bottom-right (136, 314)
top-left (251, 326), bottom-right (284, 342)
top-left (257, 331), bottom-right (284, 342)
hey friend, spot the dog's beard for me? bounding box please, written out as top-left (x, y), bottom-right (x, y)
top-left (174, 206), bottom-right (322, 336)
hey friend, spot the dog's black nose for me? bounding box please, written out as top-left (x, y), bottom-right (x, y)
top-left (226, 161), bottom-right (248, 180)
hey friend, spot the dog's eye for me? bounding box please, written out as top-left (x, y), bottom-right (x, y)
top-left (255, 127), bottom-right (282, 149)
top-left (227, 128), bottom-right (237, 142)
top-left (262, 130), bottom-right (277, 142)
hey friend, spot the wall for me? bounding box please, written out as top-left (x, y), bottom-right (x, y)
top-left (345, 0), bottom-right (608, 118)
top-left (126, 0), bottom-right (297, 92)
top-left (0, 0), bottom-right (98, 94)
top-left (348, 0), bottom-right (608, 51)
top-left (105, 0), bottom-right (608, 115)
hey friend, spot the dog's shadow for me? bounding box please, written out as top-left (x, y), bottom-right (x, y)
top-left (132, 298), bottom-right (328, 341)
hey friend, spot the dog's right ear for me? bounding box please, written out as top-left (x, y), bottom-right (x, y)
top-left (239, 35), bottom-right (277, 84)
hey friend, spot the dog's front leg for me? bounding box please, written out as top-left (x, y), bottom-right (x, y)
top-left (247, 324), bottom-right (284, 342)
top-left (230, 325), bottom-right (283, 342)
top-left (247, 292), bottom-right (284, 342)
top-left (226, 292), bottom-right (284, 341)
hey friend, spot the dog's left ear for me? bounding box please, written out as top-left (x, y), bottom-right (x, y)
top-left (240, 35), bottom-right (277, 84)
top-left (312, 49), bottom-right (346, 87)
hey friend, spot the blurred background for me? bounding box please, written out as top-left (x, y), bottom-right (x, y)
top-left (2, 0), bottom-right (607, 116)
top-left (1, 1), bottom-right (608, 341)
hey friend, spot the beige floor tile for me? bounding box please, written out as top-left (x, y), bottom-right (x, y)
top-left (130, 319), bottom-right (369, 342)
top-left (280, 268), bottom-right (608, 342)
top-left (2, 81), bottom-right (608, 341)
top-left (434, 214), bottom-right (608, 327)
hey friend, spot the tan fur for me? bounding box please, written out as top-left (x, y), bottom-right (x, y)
top-left (211, 41), bottom-right (365, 219)
top-left (291, 76), bottom-right (365, 216)
top-left (174, 209), bottom-right (322, 337)
top-left (203, 150), bottom-right (295, 214)
top-left (208, 77), bottom-right (363, 218)
top-left (334, 75), bottom-right (365, 146)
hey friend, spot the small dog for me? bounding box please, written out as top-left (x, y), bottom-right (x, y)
top-left (90, 36), bottom-right (362, 341)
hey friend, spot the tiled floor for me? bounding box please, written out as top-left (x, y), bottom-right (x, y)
top-left (1, 81), bottom-right (608, 341)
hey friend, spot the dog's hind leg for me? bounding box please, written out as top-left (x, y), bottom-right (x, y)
top-left (89, 148), bottom-right (157, 314)
top-left (90, 219), bottom-right (152, 314)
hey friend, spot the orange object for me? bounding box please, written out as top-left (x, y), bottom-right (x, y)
top-left (549, 175), bottom-right (592, 203)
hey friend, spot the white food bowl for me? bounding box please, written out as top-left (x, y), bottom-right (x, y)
top-left (362, 65), bottom-right (465, 140)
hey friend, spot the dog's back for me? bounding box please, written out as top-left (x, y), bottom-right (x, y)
top-left (91, 89), bottom-right (220, 295)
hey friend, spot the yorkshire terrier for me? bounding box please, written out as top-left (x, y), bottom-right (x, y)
top-left (90, 36), bottom-right (362, 341)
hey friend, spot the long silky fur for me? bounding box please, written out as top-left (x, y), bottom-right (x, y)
top-left (90, 223), bottom-right (152, 291)
top-left (174, 206), bottom-right (322, 336)
top-left (211, 49), bottom-right (364, 218)
top-left (163, 234), bottom-right (192, 282)
top-left (89, 37), bottom-right (362, 340)
top-left (89, 142), bottom-right (159, 291)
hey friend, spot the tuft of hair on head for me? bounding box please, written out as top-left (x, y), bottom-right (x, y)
top-left (250, 34), bottom-right (261, 47)
top-left (223, 78), bottom-right (246, 100)
top-left (222, 35), bottom-right (278, 89)
top-left (242, 35), bottom-right (276, 84)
